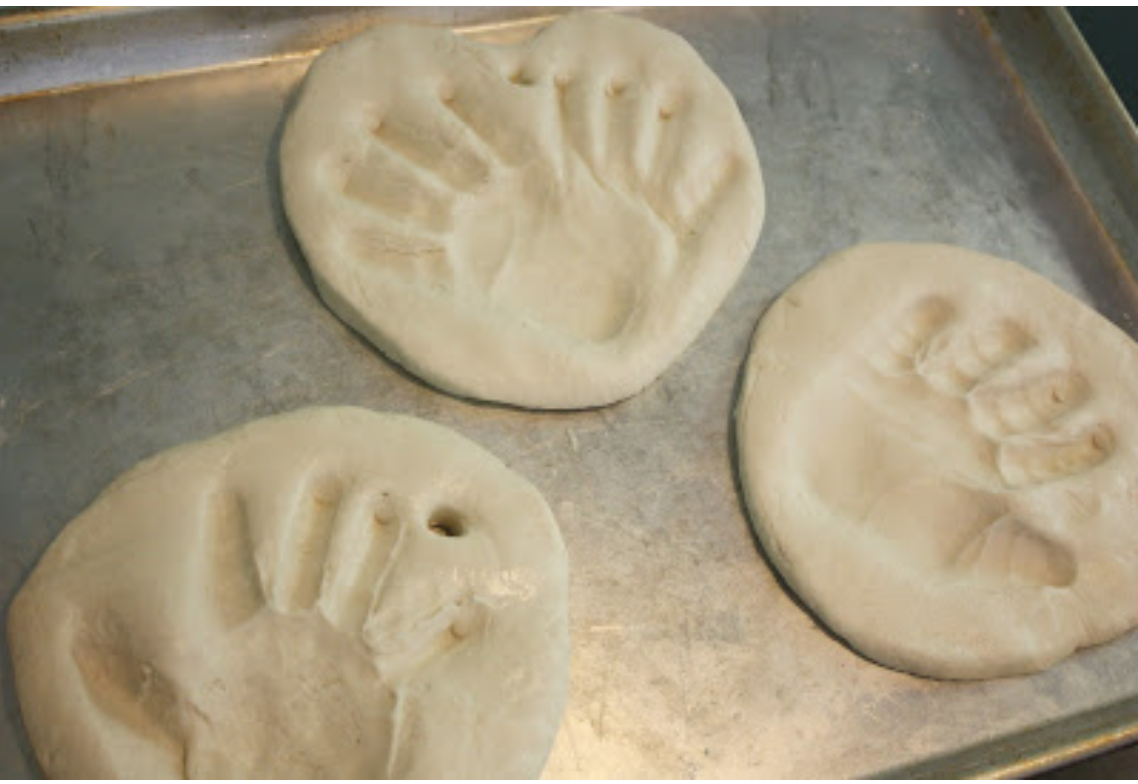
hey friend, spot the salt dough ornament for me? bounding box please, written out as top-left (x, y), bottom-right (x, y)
top-left (280, 12), bottom-right (764, 408)
top-left (736, 243), bottom-right (1138, 679)
top-left (8, 407), bottom-right (569, 777)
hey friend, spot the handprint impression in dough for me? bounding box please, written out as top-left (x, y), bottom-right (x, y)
top-left (800, 296), bottom-right (1115, 588)
top-left (69, 478), bottom-right (487, 778)
top-left (333, 59), bottom-right (739, 342)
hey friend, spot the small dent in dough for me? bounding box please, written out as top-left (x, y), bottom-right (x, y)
top-left (508, 68), bottom-right (536, 87)
top-left (605, 78), bottom-right (629, 98)
top-left (437, 78), bottom-right (456, 104)
top-left (657, 87), bottom-right (683, 120)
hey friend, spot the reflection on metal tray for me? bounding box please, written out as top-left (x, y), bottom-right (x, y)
top-left (1, 7), bottom-right (1137, 778)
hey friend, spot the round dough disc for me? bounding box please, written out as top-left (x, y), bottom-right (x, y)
top-left (280, 12), bottom-right (764, 409)
top-left (736, 243), bottom-right (1138, 679)
top-left (8, 407), bottom-right (569, 778)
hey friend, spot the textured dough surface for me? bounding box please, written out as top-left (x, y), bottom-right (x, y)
top-left (736, 243), bottom-right (1138, 679)
top-left (8, 407), bottom-right (569, 778)
top-left (280, 12), bottom-right (764, 409)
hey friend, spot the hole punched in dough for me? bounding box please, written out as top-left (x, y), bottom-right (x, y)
top-left (8, 407), bottom-right (569, 778)
top-left (427, 507), bottom-right (467, 538)
top-left (737, 243), bottom-right (1138, 680)
top-left (280, 12), bottom-right (765, 408)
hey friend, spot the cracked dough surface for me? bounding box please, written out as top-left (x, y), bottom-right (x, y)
top-left (736, 243), bottom-right (1138, 679)
top-left (7, 407), bottom-right (569, 778)
top-left (280, 12), bottom-right (764, 409)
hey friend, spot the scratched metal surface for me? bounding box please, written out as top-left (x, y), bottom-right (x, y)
top-left (2, 7), bottom-right (1138, 779)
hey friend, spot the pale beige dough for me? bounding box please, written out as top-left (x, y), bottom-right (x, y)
top-left (736, 243), bottom-right (1138, 679)
top-left (280, 12), bottom-right (764, 409)
top-left (8, 407), bottom-right (569, 778)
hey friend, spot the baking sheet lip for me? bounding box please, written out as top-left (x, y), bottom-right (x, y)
top-left (1044, 7), bottom-right (1138, 155)
top-left (0, 41), bottom-right (295, 110)
top-left (0, 5), bottom-right (133, 31)
top-left (874, 686), bottom-right (1138, 779)
top-left (0, 8), bottom-right (579, 107)
top-left (0, 51), bottom-right (318, 109)
top-left (0, 6), bottom-right (599, 104)
top-left (979, 6), bottom-right (1138, 286)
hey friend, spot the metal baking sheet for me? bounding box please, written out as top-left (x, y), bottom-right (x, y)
top-left (2, 7), bottom-right (1137, 778)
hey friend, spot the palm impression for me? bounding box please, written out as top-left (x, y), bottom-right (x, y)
top-left (8, 408), bottom-right (569, 778)
top-left (280, 12), bottom-right (764, 409)
top-left (736, 244), bottom-right (1138, 679)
